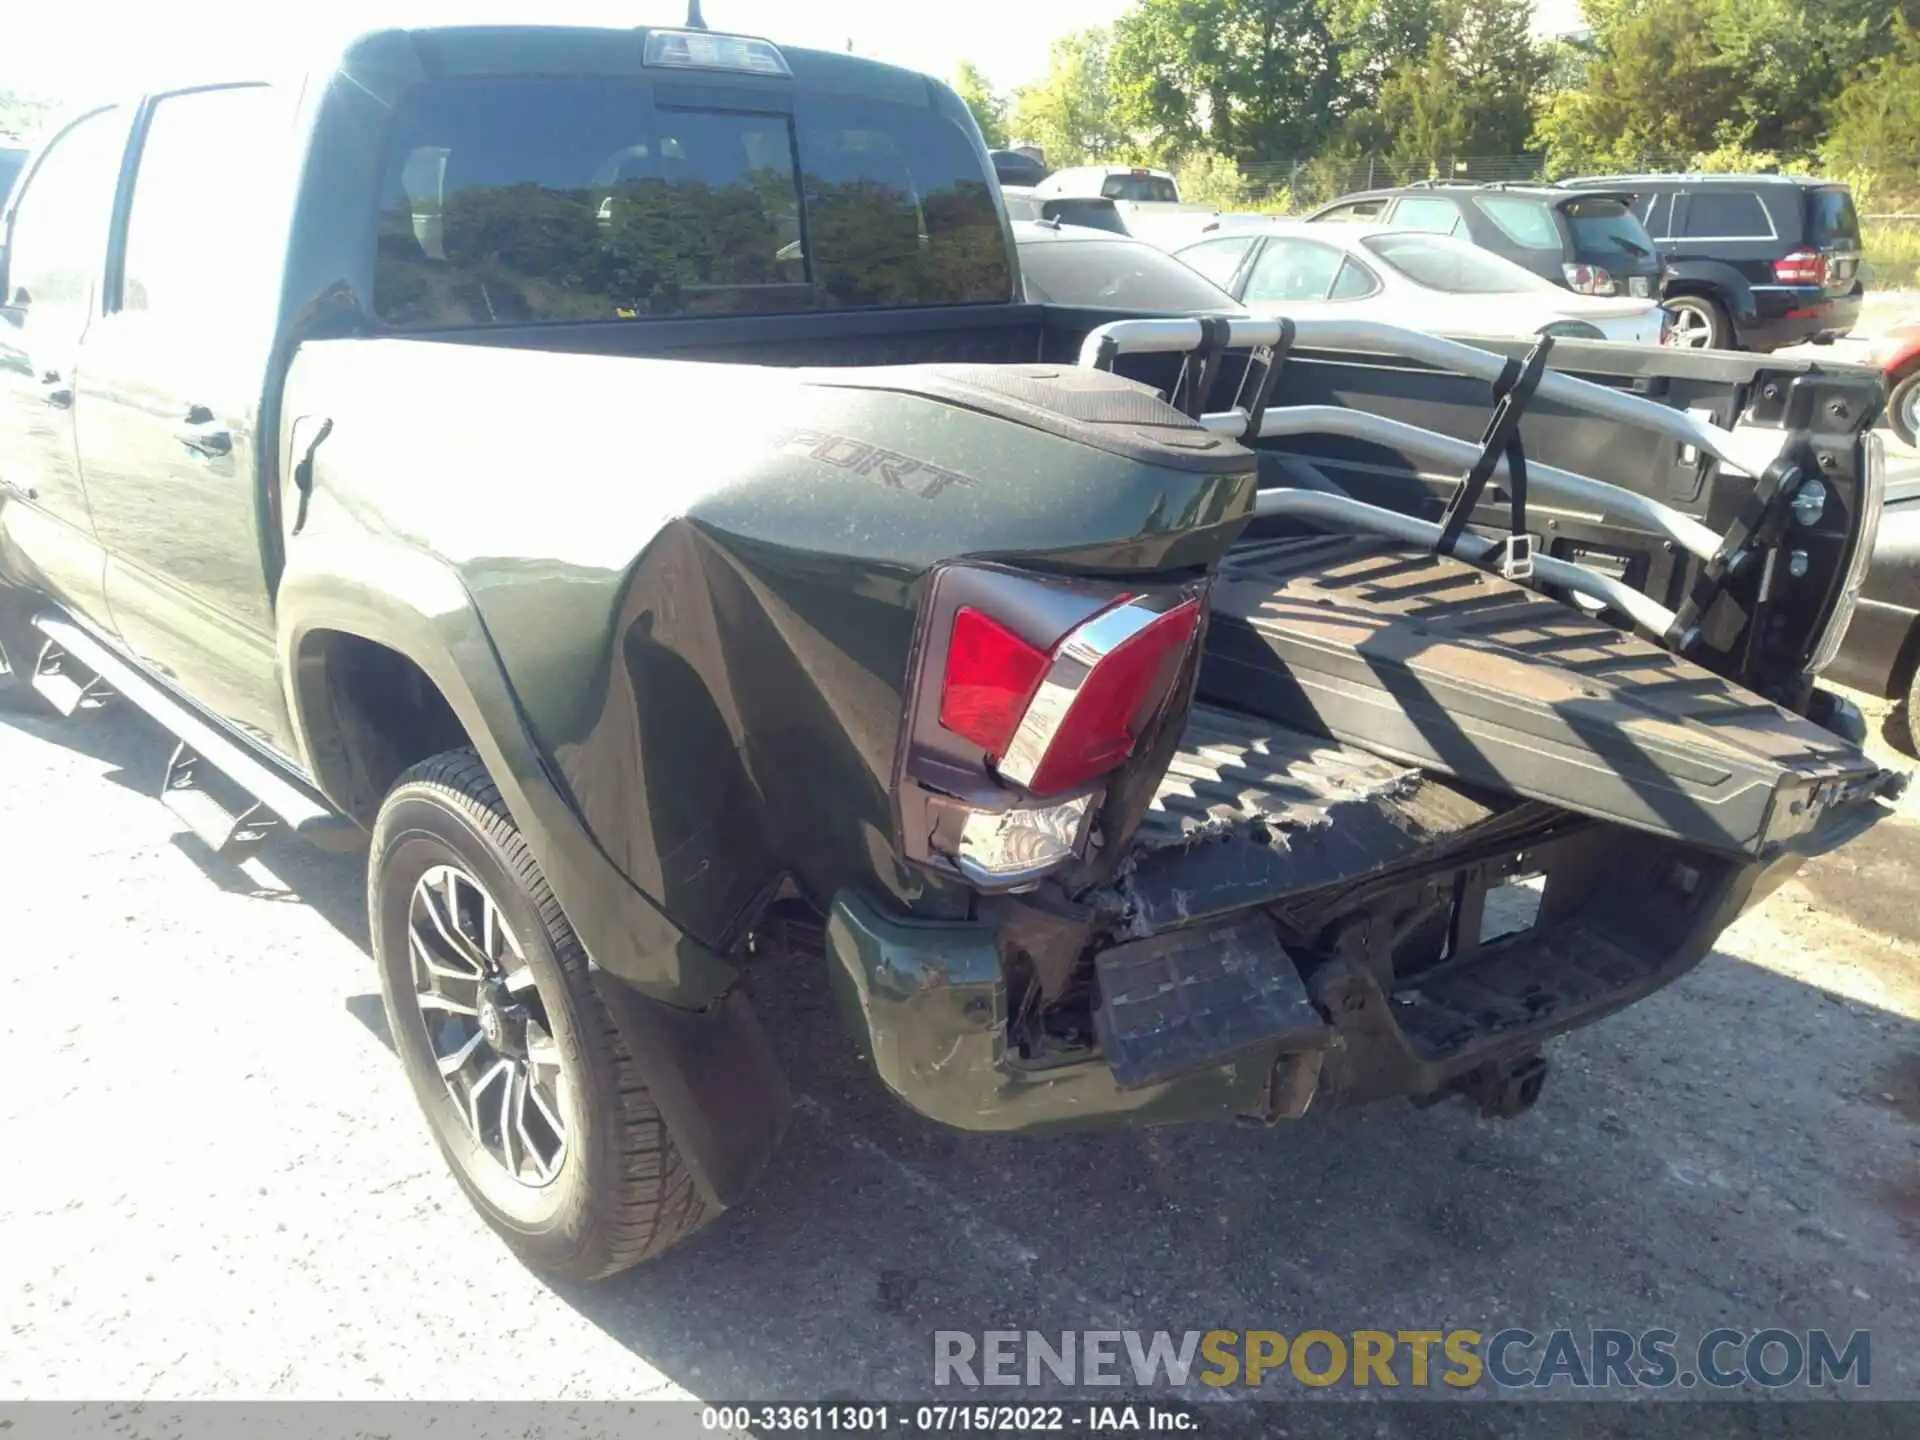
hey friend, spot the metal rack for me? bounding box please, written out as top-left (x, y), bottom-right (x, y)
top-left (1076, 316), bottom-right (1815, 645)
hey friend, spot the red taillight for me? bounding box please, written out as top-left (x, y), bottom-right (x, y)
top-left (1774, 249), bottom-right (1828, 285)
top-left (1561, 263), bottom-right (1616, 296)
top-left (939, 607), bottom-right (1050, 756)
top-left (992, 597), bottom-right (1204, 796)
top-left (1024, 599), bottom-right (1202, 794)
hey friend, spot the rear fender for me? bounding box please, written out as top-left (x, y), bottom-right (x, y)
top-left (278, 538), bottom-right (791, 1203)
top-left (1873, 335), bottom-right (1920, 382)
top-left (276, 534), bottom-right (738, 1009)
top-left (1664, 260), bottom-right (1752, 321)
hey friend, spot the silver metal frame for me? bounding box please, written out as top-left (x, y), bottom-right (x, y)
top-left (1237, 404), bottom-right (1727, 562)
top-left (1077, 316), bottom-right (1789, 481)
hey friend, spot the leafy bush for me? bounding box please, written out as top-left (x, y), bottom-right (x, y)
top-left (1862, 221), bottom-right (1920, 291)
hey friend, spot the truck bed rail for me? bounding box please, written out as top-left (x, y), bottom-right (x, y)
top-left (1075, 314), bottom-right (1845, 650)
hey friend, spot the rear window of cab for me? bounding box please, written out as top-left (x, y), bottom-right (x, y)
top-left (371, 75), bottom-right (1014, 329)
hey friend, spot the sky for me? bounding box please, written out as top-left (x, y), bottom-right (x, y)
top-left (1, 0), bottom-right (1590, 110)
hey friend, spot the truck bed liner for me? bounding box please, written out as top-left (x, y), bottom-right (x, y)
top-left (1105, 703), bottom-right (1547, 937)
top-left (1197, 536), bottom-right (1884, 859)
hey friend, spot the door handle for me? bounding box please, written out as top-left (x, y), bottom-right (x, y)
top-left (40, 371), bottom-right (72, 410)
top-left (175, 415), bottom-right (233, 458)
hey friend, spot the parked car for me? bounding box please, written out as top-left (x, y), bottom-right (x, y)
top-left (1305, 181), bottom-right (1664, 301)
top-left (999, 189), bottom-right (1130, 236)
top-left (1035, 164), bottom-right (1182, 203)
top-left (1559, 173), bottom-right (1864, 352)
top-left (1012, 220), bottom-right (1238, 308)
top-left (0, 21), bottom-right (1889, 1285)
top-left (990, 149), bottom-right (1049, 189)
top-left (1825, 465), bottom-right (1920, 752)
top-left (1871, 317), bottom-right (1920, 449)
top-left (1175, 223), bottom-right (1666, 343)
top-left (1029, 165), bottom-right (1226, 250)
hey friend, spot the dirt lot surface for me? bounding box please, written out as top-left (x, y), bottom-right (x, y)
top-left (0, 676), bottom-right (1915, 1414)
top-left (2, 325), bottom-right (1918, 1417)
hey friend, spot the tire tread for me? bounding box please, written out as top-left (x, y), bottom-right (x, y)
top-left (379, 747), bottom-right (713, 1278)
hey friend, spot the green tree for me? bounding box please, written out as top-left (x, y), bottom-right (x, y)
top-left (0, 89), bottom-right (54, 136)
top-left (1010, 28), bottom-right (1130, 166)
top-left (1535, 0), bottom-right (1920, 174)
top-left (1823, 19), bottom-right (1920, 182)
top-left (1534, 0), bottom-right (1750, 172)
top-left (1368, 0), bottom-right (1544, 170)
top-left (953, 61), bottom-right (1009, 149)
top-left (1331, 0), bottom-right (1450, 107)
top-left (1109, 0), bottom-right (1347, 164)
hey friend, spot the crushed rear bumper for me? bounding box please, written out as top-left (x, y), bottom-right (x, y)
top-left (825, 707), bottom-right (1889, 1135)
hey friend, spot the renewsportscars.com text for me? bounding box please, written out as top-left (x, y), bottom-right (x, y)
top-left (932, 1328), bottom-right (1871, 1391)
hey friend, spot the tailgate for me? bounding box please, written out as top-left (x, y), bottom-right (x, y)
top-left (1198, 535), bottom-right (1887, 859)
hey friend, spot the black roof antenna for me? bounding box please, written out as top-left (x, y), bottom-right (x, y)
top-left (686, 1), bottom-right (708, 28)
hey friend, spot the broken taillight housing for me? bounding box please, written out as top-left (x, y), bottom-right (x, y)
top-left (938, 607), bottom-right (1050, 756)
top-left (993, 597), bottom-right (1204, 796)
top-left (897, 568), bottom-right (1209, 891)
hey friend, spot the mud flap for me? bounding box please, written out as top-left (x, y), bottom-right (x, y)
top-left (593, 975), bottom-right (792, 1209)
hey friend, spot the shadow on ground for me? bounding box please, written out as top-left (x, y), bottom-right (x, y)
top-left (9, 700), bottom-right (1916, 1415)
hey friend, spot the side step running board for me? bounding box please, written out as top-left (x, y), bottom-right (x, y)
top-left (32, 638), bottom-right (118, 716)
top-left (31, 611), bottom-right (359, 857)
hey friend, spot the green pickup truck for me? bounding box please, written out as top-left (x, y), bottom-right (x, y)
top-left (0, 21), bottom-right (1898, 1281)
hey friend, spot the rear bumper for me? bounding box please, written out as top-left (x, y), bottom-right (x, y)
top-left (1593, 309), bottom-right (1665, 345)
top-left (823, 792), bottom-right (1884, 1134)
top-left (824, 893), bottom-right (1305, 1133)
top-left (1738, 284), bottom-right (1863, 350)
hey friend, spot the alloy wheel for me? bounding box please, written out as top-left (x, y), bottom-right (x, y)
top-left (1667, 304), bottom-right (1713, 349)
top-left (407, 864), bottom-right (569, 1186)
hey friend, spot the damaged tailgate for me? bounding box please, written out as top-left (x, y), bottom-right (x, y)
top-left (1197, 535), bottom-right (1887, 860)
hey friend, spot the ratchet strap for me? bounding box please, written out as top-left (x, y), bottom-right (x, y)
top-left (1435, 336), bottom-right (1554, 581)
top-left (1170, 316), bottom-right (1235, 420)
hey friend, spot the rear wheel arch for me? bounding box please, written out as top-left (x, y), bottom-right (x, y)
top-left (292, 627), bottom-right (473, 826)
top-left (1662, 268), bottom-right (1747, 319)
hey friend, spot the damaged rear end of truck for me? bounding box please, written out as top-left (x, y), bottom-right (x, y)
top-left (809, 321), bottom-right (1896, 1136)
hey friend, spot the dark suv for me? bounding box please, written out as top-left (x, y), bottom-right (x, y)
top-left (1560, 174), bottom-right (1864, 351)
top-left (1305, 181), bottom-right (1664, 301)
top-left (991, 149), bottom-right (1049, 189)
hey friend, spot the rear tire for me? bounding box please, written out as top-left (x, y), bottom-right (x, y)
top-left (1665, 294), bottom-right (1730, 350)
top-left (1890, 371), bottom-right (1920, 449)
top-left (370, 747), bottom-right (714, 1279)
top-left (1904, 666), bottom-right (1920, 760)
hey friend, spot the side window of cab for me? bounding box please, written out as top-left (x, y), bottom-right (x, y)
top-left (3, 106), bottom-right (129, 334)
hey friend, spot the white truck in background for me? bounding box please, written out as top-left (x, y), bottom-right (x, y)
top-left (1029, 164), bottom-right (1233, 250)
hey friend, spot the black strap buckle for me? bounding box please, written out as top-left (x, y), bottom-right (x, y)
top-left (1170, 316), bottom-right (1235, 420)
top-left (1230, 317), bottom-right (1294, 441)
top-left (1435, 337), bottom-right (1554, 576)
top-left (1497, 533), bottom-right (1535, 582)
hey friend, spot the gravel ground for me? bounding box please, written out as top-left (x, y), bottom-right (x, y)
top-left (1, 675), bottom-right (1916, 1410)
top-left (1, 448), bottom-right (1917, 1414)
